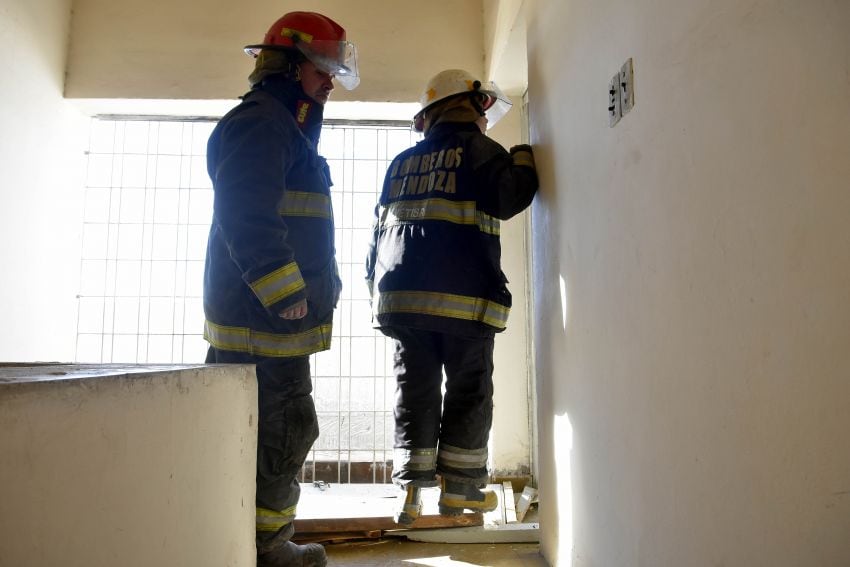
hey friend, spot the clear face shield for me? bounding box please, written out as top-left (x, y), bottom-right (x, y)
top-left (478, 81), bottom-right (512, 129)
top-left (295, 40), bottom-right (360, 90)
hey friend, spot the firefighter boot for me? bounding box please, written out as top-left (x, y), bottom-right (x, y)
top-left (438, 479), bottom-right (498, 516)
top-left (394, 485), bottom-right (422, 526)
top-left (257, 541), bottom-right (327, 567)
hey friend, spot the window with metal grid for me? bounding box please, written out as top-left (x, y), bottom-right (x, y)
top-left (76, 117), bottom-right (420, 483)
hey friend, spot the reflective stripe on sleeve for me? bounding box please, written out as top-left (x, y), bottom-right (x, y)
top-left (279, 191), bottom-right (333, 219)
top-left (511, 149), bottom-right (536, 169)
top-left (379, 198), bottom-right (500, 236)
top-left (374, 290), bottom-right (509, 329)
top-left (204, 320), bottom-right (332, 357)
top-left (248, 262), bottom-right (306, 307)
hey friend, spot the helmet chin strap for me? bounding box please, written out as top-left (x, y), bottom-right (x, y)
top-left (469, 82), bottom-right (486, 117)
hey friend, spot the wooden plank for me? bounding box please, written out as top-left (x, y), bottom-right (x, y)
top-left (292, 530), bottom-right (383, 545)
top-left (492, 483), bottom-right (507, 526)
top-left (502, 481), bottom-right (517, 523)
top-left (515, 485), bottom-right (538, 523)
top-left (402, 522), bottom-right (540, 544)
top-left (295, 512), bottom-right (483, 534)
top-left (293, 482), bottom-right (484, 535)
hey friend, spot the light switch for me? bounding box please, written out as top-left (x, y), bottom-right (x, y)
top-left (608, 73), bottom-right (621, 127)
top-left (620, 58), bottom-right (634, 115)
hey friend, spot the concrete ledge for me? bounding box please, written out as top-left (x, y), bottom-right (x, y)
top-left (0, 364), bottom-right (258, 567)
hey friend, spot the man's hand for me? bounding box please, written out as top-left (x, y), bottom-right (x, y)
top-left (279, 299), bottom-right (308, 320)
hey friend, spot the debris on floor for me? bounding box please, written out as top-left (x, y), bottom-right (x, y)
top-left (292, 481), bottom-right (539, 545)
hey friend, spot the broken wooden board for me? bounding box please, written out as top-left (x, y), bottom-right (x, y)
top-left (392, 483), bottom-right (542, 541)
top-left (503, 481), bottom-right (517, 523)
top-left (292, 482), bottom-right (483, 542)
top-left (401, 522), bottom-right (540, 544)
top-left (515, 485), bottom-right (539, 523)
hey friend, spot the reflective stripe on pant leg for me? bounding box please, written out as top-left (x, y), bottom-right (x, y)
top-left (393, 447), bottom-right (439, 488)
top-left (437, 443), bottom-right (489, 484)
top-left (256, 504), bottom-right (297, 533)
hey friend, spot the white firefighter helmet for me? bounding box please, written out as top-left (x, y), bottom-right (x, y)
top-left (413, 69), bottom-right (512, 132)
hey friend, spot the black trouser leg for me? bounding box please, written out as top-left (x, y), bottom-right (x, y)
top-left (206, 348), bottom-right (318, 550)
top-left (437, 334), bottom-right (495, 485)
top-left (389, 328), bottom-right (443, 487)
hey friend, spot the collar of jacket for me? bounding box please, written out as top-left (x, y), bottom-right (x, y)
top-left (425, 121), bottom-right (480, 140)
top-left (252, 74), bottom-right (325, 145)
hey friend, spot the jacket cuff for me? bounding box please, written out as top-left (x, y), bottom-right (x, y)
top-left (247, 261), bottom-right (306, 308)
top-left (509, 144), bottom-right (536, 169)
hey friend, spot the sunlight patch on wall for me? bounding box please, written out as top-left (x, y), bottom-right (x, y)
top-left (559, 274), bottom-right (569, 330)
top-left (554, 411), bottom-right (574, 566)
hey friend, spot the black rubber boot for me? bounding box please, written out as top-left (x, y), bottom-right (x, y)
top-left (257, 523), bottom-right (327, 567)
top-left (394, 485), bottom-right (422, 526)
top-left (438, 478), bottom-right (498, 516)
top-left (258, 540), bottom-right (327, 567)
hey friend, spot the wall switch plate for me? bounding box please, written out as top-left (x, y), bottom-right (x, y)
top-left (620, 58), bottom-right (634, 115)
top-left (608, 72), bottom-right (621, 127)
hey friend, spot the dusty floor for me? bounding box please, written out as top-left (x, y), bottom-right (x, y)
top-left (325, 538), bottom-right (549, 566)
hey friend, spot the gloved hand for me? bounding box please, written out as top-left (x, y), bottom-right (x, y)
top-left (509, 144), bottom-right (536, 170)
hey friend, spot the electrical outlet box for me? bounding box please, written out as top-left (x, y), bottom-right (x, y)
top-left (620, 58), bottom-right (634, 115)
top-left (608, 73), bottom-right (621, 127)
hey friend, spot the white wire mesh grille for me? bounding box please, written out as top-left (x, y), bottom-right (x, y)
top-left (76, 117), bottom-right (420, 483)
top-left (76, 119), bottom-right (214, 364)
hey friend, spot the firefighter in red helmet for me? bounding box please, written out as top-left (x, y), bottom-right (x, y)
top-left (204, 11), bottom-right (358, 567)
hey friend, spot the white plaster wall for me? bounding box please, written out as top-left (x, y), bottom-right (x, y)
top-left (0, 364), bottom-right (257, 567)
top-left (483, 0), bottom-right (526, 95)
top-left (64, 0), bottom-right (487, 102)
top-left (0, 0), bottom-right (89, 362)
top-left (526, 0), bottom-right (850, 565)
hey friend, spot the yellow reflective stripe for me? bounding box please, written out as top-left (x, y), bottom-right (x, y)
top-left (279, 191), bottom-right (332, 219)
top-left (256, 505), bottom-right (297, 532)
top-left (512, 149), bottom-right (535, 169)
top-left (280, 28), bottom-right (313, 44)
top-left (477, 212), bottom-right (500, 235)
top-left (379, 198), bottom-right (500, 236)
top-left (374, 291), bottom-right (509, 329)
top-left (394, 448), bottom-right (437, 471)
top-left (438, 443), bottom-right (488, 469)
top-left (204, 320), bottom-right (332, 357)
top-left (249, 262), bottom-right (305, 307)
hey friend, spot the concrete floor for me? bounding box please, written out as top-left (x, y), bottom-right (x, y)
top-left (325, 539), bottom-right (549, 566)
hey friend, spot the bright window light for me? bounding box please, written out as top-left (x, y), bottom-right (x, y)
top-left (75, 114), bottom-right (421, 483)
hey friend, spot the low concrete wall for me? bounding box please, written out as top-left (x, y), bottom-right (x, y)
top-left (0, 364), bottom-right (257, 567)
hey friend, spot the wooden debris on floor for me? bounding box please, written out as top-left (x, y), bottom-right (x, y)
top-left (292, 481), bottom-right (539, 544)
top-left (292, 482), bottom-right (482, 544)
top-left (402, 483), bottom-right (540, 544)
top-left (515, 485), bottom-right (539, 522)
top-left (503, 481), bottom-right (518, 523)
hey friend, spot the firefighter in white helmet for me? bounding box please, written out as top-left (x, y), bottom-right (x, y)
top-left (204, 11), bottom-right (358, 567)
top-left (366, 69), bottom-right (538, 525)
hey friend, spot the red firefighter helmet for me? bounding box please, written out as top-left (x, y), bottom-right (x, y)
top-left (244, 11), bottom-right (359, 90)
